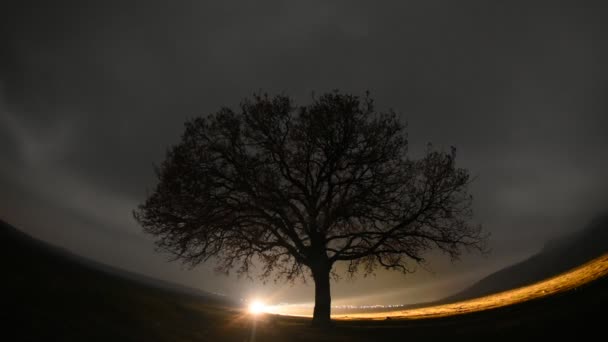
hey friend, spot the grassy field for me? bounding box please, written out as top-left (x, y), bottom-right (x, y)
top-left (4, 221), bottom-right (608, 341)
top-left (333, 254), bottom-right (608, 320)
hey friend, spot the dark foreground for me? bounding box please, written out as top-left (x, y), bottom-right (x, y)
top-left (3, 221), bottom-right (607, 341)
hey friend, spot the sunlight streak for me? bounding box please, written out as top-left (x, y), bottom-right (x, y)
top-left (337, 253), bottom-right (608, 320)
top-left (248, 300), bottom-right (267, 315)
top-left (262, 254), bottom-right (608, 320)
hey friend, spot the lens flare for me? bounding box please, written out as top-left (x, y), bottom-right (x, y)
top-left (248, 300), bottom-right (266, 315)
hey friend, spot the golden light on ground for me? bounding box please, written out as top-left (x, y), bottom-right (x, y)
top-left (248, 300), bottom-right (267, 315)
top-left (332, 253), bottom-right (608, 320)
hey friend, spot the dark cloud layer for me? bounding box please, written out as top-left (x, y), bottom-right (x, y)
top-left (1, 0), bottom-right (607, 304)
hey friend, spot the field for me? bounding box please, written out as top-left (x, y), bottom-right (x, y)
top-left (333, 253), bottom-right (608, 320)
top-left (3, 222), bottom-right (608, 341)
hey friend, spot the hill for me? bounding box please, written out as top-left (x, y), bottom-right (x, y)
top-left (1, 219), bottom-right (241, 341)
top-left (443, 213), bottom-right (608, 303)
top-left (3, 218), bottom-right (608, 341)
top-left (0, 219), bottom-right (233, 302)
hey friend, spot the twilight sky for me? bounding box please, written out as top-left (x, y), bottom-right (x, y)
top-left (1, 0), bottom-right (607, 306)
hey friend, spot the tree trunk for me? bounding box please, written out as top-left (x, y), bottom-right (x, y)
top-left (311, 265), bottom-right (331, 327)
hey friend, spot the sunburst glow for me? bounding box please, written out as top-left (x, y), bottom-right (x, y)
top-left (248, 300), bottom-right (267, 315)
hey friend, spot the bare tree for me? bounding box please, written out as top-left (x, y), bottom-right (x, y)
top-left (134, 91), bottom-right (486, 326)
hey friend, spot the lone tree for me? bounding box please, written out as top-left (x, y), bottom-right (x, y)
top-left (134, 91), bottom-right (486, 326)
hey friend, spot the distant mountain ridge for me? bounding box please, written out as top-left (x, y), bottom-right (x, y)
top-left (442, 213), bottom-right (608, 303)
top-left (0, 219), bottom-right (236, 305)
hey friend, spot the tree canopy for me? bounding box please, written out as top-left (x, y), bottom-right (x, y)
top-left (134, 91), bottom-right (486, 325)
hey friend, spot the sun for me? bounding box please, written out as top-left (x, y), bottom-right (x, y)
top-left (248, 300), bottom-right (266, 315)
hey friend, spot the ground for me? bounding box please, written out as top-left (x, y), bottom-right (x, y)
top-left (3, 222), bottom-right (608, 341)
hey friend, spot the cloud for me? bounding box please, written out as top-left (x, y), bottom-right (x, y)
top-left (1, 0), bottom-right (607, 303)
top-left (0, 105), bottom-right (136, 236)
top-left (0, 110), bottom-right (76, 167)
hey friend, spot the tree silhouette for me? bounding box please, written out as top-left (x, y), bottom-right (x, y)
top-left (134, 91), bottom-right (486, 326)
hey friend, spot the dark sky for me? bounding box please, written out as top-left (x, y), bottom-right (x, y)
top-left (1, 0), bottom-right (607, 305)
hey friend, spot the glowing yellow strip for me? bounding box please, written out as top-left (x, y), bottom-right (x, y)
top-left (334, 253), bottom-right (608, 320)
